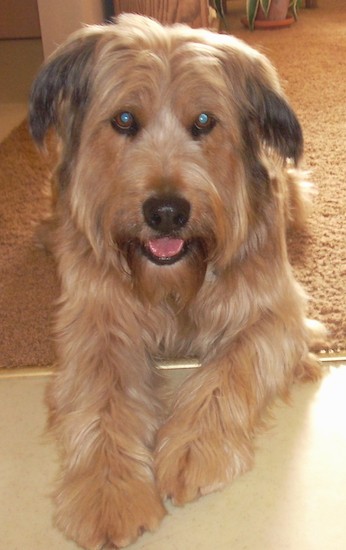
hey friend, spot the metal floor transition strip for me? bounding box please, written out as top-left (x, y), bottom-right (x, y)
top-left (0, 352), bottom-right (345, 379)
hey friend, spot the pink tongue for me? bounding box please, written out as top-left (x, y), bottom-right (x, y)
top-left (148, 237), bottom-right (184, 259)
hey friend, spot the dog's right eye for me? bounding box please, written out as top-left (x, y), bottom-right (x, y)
top-left (191, 112), bottom-right (217, 139)
top-left (110, 111), bottom-right (139, 136)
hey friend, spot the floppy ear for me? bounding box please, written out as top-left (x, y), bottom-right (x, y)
top-left (246, 79), bottom-right (303, 165)
top-left (29, 28), bottom-right (102, 146)
top-left (218, 39), bottom-right (303, 166)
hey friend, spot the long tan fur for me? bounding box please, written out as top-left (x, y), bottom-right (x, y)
top-left (29, 14), bottom-right (325, 549)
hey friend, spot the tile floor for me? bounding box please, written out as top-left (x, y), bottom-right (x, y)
top-left (0, 366), bottom-right (346, 549)
top-left (1, 36), bottom-right (346, 550)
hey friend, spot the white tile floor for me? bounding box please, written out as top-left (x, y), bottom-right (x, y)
top-left (1, 34), bottom-right (346, 550)
top-left (0, 366), bottom-right (346, 549)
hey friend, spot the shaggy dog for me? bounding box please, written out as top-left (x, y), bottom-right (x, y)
top-left (29, 14), bottom-right (324, 549)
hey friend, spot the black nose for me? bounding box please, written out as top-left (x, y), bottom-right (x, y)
top-left (142, 195), bottom-right (191, 234)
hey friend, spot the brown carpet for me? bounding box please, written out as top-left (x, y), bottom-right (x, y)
top-left (0, 0), bottom-right (345, 368)
top-left (0, 123), bottom-right (58, 367)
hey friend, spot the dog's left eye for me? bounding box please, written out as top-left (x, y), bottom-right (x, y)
top-left (191, 113), bottom-right (216, 138)
top-left (111, 111), bottom-right (139, 136)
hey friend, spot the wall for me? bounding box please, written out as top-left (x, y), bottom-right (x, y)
top-left (37, 0), bottom-right (104, 58)
top-left (0, 0), bottom-right (41, 39)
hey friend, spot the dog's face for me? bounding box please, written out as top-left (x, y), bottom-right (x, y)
top-left (30, 15), bottom-right (303, 304)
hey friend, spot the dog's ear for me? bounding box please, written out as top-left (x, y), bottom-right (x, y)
top-left (245, 76), bottom-right (303, 165)
top-left (29, 28), bottom-right (102, 146)
top-left (218, 39), bottom-right (303, 165)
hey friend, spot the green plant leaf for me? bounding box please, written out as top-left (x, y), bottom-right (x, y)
top-left (289, 0), bottom-right (300, 20)
top-left (260, 0), bottom-right (272, 17)
top-left (211, 0), bottom-right (228, 29)
top-left (213, 0), bottom-right (225, 18)
top-left (247, 0), bottom-right (260, 30)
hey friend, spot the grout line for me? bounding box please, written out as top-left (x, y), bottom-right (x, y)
top-left (0, 352), bottom-right (345, 379)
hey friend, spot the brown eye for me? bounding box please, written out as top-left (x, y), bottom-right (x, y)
top-left (191, 112), bottom-right (216, 138)
top-left (111, 111), bottom-right (139, 136)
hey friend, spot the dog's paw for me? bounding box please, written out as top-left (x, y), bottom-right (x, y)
top-left (54, 477), bottom-right (166, 549)
top-left (155, 430), bottom-right (236, 506)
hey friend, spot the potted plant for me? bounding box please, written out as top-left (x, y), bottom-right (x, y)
top-left (243, 0), bottom-right (301, 31)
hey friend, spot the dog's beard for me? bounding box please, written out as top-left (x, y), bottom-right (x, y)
top-left (120, 236), bottom-right (209, 306)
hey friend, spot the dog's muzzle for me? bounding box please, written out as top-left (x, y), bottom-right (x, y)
top-left (142, 195), bottom-right (191, 265)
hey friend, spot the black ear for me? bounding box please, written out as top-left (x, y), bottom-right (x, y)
top-left (218, 38), bottom-right (304, 166)
top-left (29, 29), bottom-right (101, 145)
top-left (250, 84), bottom-right (303, 165)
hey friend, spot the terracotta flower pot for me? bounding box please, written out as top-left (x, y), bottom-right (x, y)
top-left (241, 0), bottom-right (294, 30)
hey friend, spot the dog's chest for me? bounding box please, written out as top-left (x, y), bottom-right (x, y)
top-left (150, 302), bottom-right (219, 362)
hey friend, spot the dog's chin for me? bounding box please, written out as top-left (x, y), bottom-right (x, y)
top-left (122, 236), bottom-right (209, 305)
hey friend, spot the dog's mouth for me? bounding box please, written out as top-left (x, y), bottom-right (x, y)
top-left (142, 237), bottom-right (188, 265)
top-left (119, 235), bottom-right (209, 270)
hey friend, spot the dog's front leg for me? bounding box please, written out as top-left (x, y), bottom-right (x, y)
top-left (48, 322), bottom-right (166, 549)
top-left (155, 354), bottom-right (255, 505)
top-left (155, 334), bottom-right (318, 505)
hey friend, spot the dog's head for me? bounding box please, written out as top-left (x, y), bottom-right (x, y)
top-left (30, 14), bottom-right (303, 304)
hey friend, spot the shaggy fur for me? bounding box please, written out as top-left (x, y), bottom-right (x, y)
top-left (30, 14), bottom-right (325, 549)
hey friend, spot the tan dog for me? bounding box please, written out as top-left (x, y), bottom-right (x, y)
top-left (30, 14), bottom-right (324, 549)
